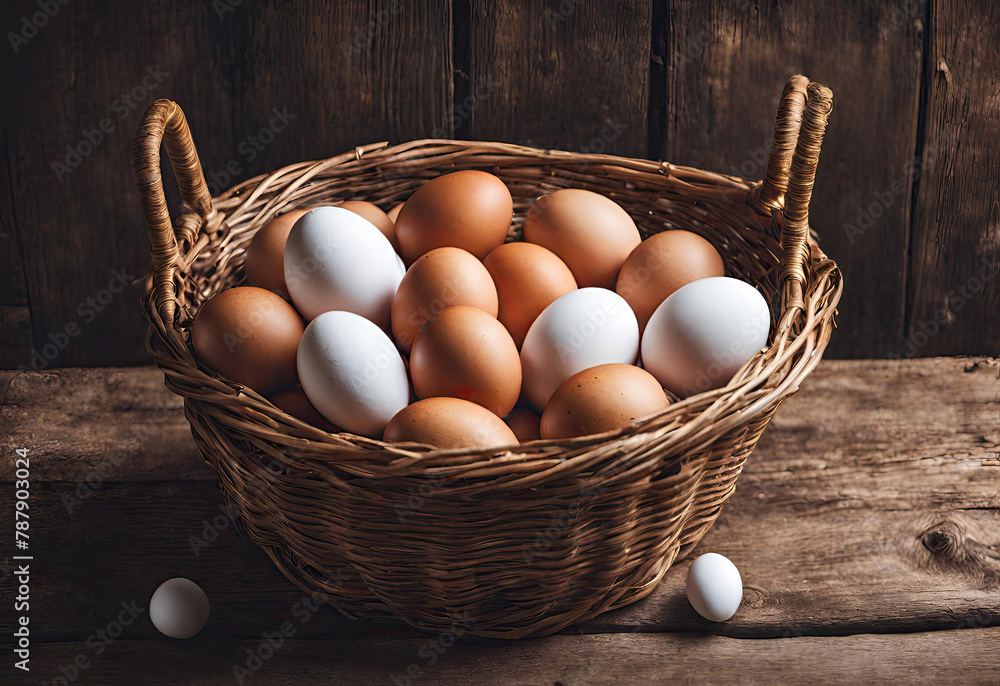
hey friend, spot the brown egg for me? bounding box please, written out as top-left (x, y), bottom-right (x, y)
top-left (244, 208), bottom-right (309, 298)
top-left (395, 170), bottom-right (513, 264)
top-left (483, 242), bottom-right (577, 348)
top-left (616, 231), bottom-right (725, 334)
top-left (391, 247), bottom-right (499, 352)
top-left (269, 385), bottom-right (338, 431)
top-left (386, 202), bottom-right (404, 223)
top-left (410, 305), bottom-right (521, 417)
top-left (540, 363), bottom-right (670, 440)
top-left (523, 189), bottom-right (641, 289)
top-left (505, 407), bottom-right (541, 442)
top-left (339, 200), bottom-right (399, 252)
top-left (384, 397), bottom-right (518, 450)
top-left (191, 286), bottom-right (304, 395)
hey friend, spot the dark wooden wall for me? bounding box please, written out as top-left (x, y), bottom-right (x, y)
top-left (1, 0), bottom-right (997, 369)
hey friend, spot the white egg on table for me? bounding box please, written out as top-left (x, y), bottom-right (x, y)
top-left (685, 552), bottom-right (743, 622)
top-left (149, 577), bottom-right (210, 639)
top-left (283, 206), bottom-right (404, 326)
top-left (641, 276), bottom-right (771, 398)
top-left (297, 310), bottom-right (410, 437)
top-left (520, 287), bottom-right (639, 411)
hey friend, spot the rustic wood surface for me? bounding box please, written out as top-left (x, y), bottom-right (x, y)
top-left (1, 358), bottom-right (997, 683)
top-left (1, 0), bottom-right (998, 368)
top-left (907, 0), bottom-right (1000, 357)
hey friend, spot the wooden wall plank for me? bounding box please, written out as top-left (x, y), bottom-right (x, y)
top-left (907, 0), bottom-right (1000, 357)
top-left (664, 0), bottom-right (924, 358)
top-left (0, 93), bottom-right (33, 365)
top-left (0, 0), bottom-right (452, 370)
top-left (467, 0), bottom-right (650, 157)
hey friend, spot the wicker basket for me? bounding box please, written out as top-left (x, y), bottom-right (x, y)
top-left (132, 75), bottom-right (840, 639)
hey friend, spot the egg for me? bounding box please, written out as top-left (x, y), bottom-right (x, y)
top-left (483, 242), bottom-right (578, 348)
top-left (523, 188), bottom-right (641, 289)
top-left (268, 385), bottom-right (338, 431)
top-left (386, 202), bottom-right (404, 223)
top-left (244, 208), bottom-right (308, 298)
top-left (616, 230), bottom-right (725, 333)
top-left (410, 305), bottom-right (521, 417)
top-left (395, 170), bottom-right (513, 264)
top-left (297, 311), bottom-right (410, 437)
top-left (520, 288), bottom-right (639, 411)
top-left (149, 578), bottom-right (210, 639)
top-left (641, 276), bottom-right (771, 398)
top-left (284, 207), bottom-right (404, 326)
top-left (505, 407), bottom-right (541, 442)
top-left (338, 200), bottom-right (399, 251)
top-left (686, 553), bottom-right (743, 622)
top-left (540, 364), bottom-right (670, 440)
top-left (391, 247), bottom-right (499, 352)
top-left (385, 397), bottom-right (518, 450)
top-left (191, 286), bottom-right (304, 395)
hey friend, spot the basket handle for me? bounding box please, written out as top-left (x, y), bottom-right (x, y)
top-left (759, 77), bottom-right (834, 315)
top-left (131, 99), bottom-right (214, 329)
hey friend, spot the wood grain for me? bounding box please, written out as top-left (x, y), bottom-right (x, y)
top-left (466, 0), bottom-right (650, 157)
top-left (18, 629), bottom-right (1000, 685)
top-left (907, 0), bottom-right (1000, 357)
top-left (0, 106), bottom-right (32, 366)
top-left (2, 359), bottom-right (997, 643)
top-left (0, 0), bottom-right (452, 370)
top-left (663, 0), bottom-right (924, 358)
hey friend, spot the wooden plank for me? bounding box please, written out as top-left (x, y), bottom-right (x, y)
top-left (467, 0), bottom-right (650, 156)
top-left (0, 115), bottom-right (33, 367)
top-left (2, 359), bottom-right (997, 642)
top-left (664, 0), bottom-right (924, 358)
top-left (907, 0), bottom-right (1000, 357)
top-left (3, 0), bottom-right (452, 369)
top-left (20, 629), bottom-right (1000, 685)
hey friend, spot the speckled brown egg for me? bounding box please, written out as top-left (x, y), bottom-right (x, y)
top-left (523, 189), bottom-right (640, 289)
top-left (339, 200), bottom-right (399, 252)
top-left (244, 208), bottom-right (309, 298)
top-left (391, 247), bottom-right (499, 352)
top-left (395, 171), bottom-right (513, 264)
top-left (505, 407), bottom-right (541, 442)
top-left (409, 305), bottom-right (521, 417)
top-left (268, 385), bottom-right (339, 432)
top-left (616, 230), bottom-right (725, 334)
top-left (483, 242), bottom-right (577, 349)
top-left (191, 286), bottom-right (304, 395)
top-left (384, 397), bottom-right (518, 449)
top-left (540, 363), bottom-right (670, 440)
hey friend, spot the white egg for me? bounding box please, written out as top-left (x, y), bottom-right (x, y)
top-left (641, 276), bottom-right (770, 398)
top-left (520, 287), bottom-right (639, 411)
top-left (685, 552), bottom-right (743, 622)
top-left (149, 578), bottom-right (210, 639)
top-left (297, 310), bottom-right (409, 436)
top-left (284, 207), bottom-right (404, 326)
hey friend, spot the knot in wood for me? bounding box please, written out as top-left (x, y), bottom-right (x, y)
top-left (921, 520), bottom-right (966, 559)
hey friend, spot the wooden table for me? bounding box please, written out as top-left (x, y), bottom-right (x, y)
top-left (2, 358), bottom-right (998, 685)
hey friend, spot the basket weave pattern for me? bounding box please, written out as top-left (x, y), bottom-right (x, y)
top-left (132, 75), bottom-right (841, 638)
